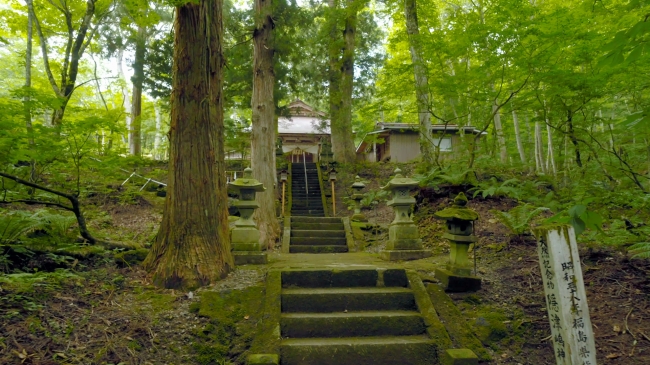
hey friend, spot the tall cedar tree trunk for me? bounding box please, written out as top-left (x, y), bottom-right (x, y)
top-left (337, 0), bottom-right (357, 163)
top-left (251, 0), bottom-right (280, 248)
top-left (129, 26), bottom-right (147, 156)
top-left (328, 0), bottom-right (356, 163)
top-left (143, 0), bottom-right (233, 289)
top-left (404, 0), bottom-right (433, 164)
top-left (29, 0), bottom-right (98, 126)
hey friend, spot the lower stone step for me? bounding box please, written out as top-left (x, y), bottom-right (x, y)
top-left (289, 245), bottom-right (348, 254)
top-left (281, 310), bottom-right (426, 338)
top-left (281, 287), bottom-right (415, 313)
top-left (290, 211), bottom-right (324, 216)
top-left (290, 237), bottom-right (347, 246)
top-left (292, 217), bottom-right (342, 224)
top-left (292, 230), bottom-right (345, 238)
top-left (291, 222), bottom-right (344, 230)
top-left (280, 335), bottom-right (435, 365)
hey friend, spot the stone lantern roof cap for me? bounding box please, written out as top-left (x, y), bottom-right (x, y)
top-left (382, 168), bottom-right (418, 190)
top-left (351, 175), bottom-right (366, 189)
top-left (228, 167), bottom-right (265, 192)
top-left (434, 192), bottom-right (478, 221)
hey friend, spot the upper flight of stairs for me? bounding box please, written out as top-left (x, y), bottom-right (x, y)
top-left (279, 269), bottom-right (435, 365)
top-left (289, 216), bottom-right (348, 253)
top-left (291, 163), bottom-right (324, 217)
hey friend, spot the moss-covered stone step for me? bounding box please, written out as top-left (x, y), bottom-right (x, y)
top-left (289, 245), bottom-right (348, 253)
top-left (280, 335), bottom-right (435, 365)
top-left (281, 287), bottom-right (415, 313)
top-left (291, 222), bottom-right (344, 230)
top-left (281, 310), bottom-right (426, 338)
top-left (281, 269), bottom-right (380, 288)
top-left (291, 230), bottom-right (345, 238)
top-left (290, 211), bottom-right (325, 217)
top-left (291, 217), bottom-right (341, 224)
top-left (289, 237), bottom-right (347, 246)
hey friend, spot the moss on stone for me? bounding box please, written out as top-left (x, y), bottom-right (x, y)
top-left (114, 248), bottom-right (149, 267)
top-left (434, 208), bottom-right (479, 222)
top-left (250, 271), bottom-right (282, 355)
top-left (192, 285), bottom-right (266, 365)
top-left (426, 283), bottom-right (490, 361)
top-left (134, 291), bottom-right (176, 314)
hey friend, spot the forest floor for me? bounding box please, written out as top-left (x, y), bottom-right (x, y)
top-left (1, 162), bottom-right (649, 364)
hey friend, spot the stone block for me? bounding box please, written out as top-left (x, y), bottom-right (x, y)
top-left (231, 242), bottom-right (262, 252)
top-left (442, 349), bottom-right (478, 365)
top-left (351, 213), bottom-right (368, 222)
top-left (233, 251), bottom-right (268, 265)
top-left (247, 354), bottom-right (279, 365)
top-left (435, 268), bottom-right (481, 292)
top-left (380, 249), bottom-right (432, 261)
top-left (231, 227), bottom-right (261, 244)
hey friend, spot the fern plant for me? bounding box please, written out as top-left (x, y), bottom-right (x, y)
top-left (491, 204), bottom-right (549, 236)
top-left (0, 211), bottom-right (41, 244)
top-left (470, 177), bottom-right (522, 200)
top-left (628, 242), bottom-right (650, 259)
top-left (32, 210), bottom-right (77, 239)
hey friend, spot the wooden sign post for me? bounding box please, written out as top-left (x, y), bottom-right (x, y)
top-left (534, 225), bottom-right (597, 365)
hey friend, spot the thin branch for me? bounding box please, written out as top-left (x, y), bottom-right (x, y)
top-left (0, 199), bottom-right (73, 211)
top-left (27, 0), bottom-right (62, 97)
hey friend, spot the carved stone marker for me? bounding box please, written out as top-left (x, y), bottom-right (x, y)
top-left (534, 226), bottom-right (597, 365)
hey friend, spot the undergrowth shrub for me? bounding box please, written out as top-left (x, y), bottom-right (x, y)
top-left (491, 204), bottom-right (549, 237)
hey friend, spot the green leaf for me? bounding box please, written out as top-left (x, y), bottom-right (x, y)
top-left (568, 205), bottom-right (586, 218)
top-left (626, 44), bottom-right (644, 63)
top-left (570, 216), bottom-right (586, 236)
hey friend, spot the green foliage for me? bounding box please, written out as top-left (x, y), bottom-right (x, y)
top-left (0, 210), bottom-right (41, 244)
top-left (470, 177), bottom-right (522, 200)
top-left (491, 204), bottom-right (549, 236)
top-left (360, 189), bottom-right (389, 209)
top-left (628, 242), bottom-right (650, 259)
top-left (415, 167), bottom-right (477, 188)
top-left (545, 202), bottom-right (604, 236)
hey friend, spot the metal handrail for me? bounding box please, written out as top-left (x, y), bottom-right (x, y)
top-left (302, 151), bottom-right (309, 206)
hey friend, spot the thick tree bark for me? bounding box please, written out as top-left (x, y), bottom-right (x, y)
top-left (129, 25), bottom-right (147, 157)
top-left (404, 0), bottom-right (433, 164)
top-left (328, 0), bottom-right (356, 163)
top-left (251, 0), bottom-right (280, 248)
top-left (143, 0), bottom-right (233, 290)
top-left (336, 0), bottom-right (357, 163)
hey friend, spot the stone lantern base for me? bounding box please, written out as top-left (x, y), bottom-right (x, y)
top-left (380, 222), bottom-right (431, 261)
top-left (231, 227), bottom-right (267, 265)
top-left (435, 268), bottom-right (481, 292)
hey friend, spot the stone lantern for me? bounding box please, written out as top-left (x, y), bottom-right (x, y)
top-left (380, 168), bottom-right (431, 261)
top-left (228, 167), bottom-right (267, 265)
top-left (350, 176), bottom-right (367, 222)
top-left (433, 192), bottom-right (481, 291)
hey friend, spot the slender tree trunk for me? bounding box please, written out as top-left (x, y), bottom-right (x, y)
top-left (534, 119), bottom-right (545, 173)
top-left (154, 102), bottom-right (162, 160)
top-left (493, 103), bottom-right (507, 163)
top-left (566, 110), bottom-right (582, 167)
top-left (130, 26), bottom-right (147, 157)
top-left (404, 0), bottom-right (433, 164)
top-left (24, 10), bottom-right (34, 145)
top-left (143, 0), bottom-right (233, 289)
top-left (546, 121), bottom-right (556, 175)
top-left (117, 47), bottom-right (131, 144)
top-left (251, 0), bottom-right (280, 248)
top-left (511, 105), bottom-right (525, 164)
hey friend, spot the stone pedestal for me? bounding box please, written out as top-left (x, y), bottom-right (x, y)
top-left (228, 168), bottom-right (267, 265)
top-left (350, 176), bottom-right (367, 222)
top-left (434, 193), bottom-right (481, 291)
top-left (442, 349), bottom-right (478, 365)
top-left (247, 354), bottom-right (279, 365)
top-left (380, 168), bottom-right (430, 261)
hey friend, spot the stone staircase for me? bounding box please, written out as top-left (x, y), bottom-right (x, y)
top-left (289, 216), bottom-right (348, 253)
top-left (291, 163), bottom-right (324, 216)
top-left (279, 269), bottom-right (435, 365)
